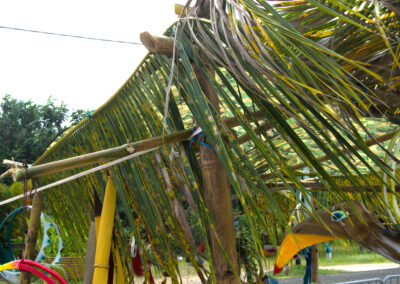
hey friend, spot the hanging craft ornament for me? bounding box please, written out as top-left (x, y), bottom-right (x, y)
top-left (0, 206), bottom-right (63, 283)
top-left (0, 259), bottom-right (67, 284)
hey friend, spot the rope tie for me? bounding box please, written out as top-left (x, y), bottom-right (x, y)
top-left (86, 110), bottom-right (95, 119)
top-left (94, 264), bottom-right (109, 269)
top-left (188, 127), bottom-right (214, 149)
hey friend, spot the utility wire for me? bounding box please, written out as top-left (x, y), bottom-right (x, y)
top-left (0, 25), bottom-right (143, 45)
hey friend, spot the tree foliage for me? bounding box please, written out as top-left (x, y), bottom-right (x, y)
top-left (0, 95), bottom-right (87, 184)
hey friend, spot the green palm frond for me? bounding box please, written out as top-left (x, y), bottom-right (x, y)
top-left (28, 0), bottom-right (400, 281)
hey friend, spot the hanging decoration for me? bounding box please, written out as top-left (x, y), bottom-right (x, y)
top-left (0, 206), bottom-right (63, 283)
top-left (0, 259), bottom-right (67, 284)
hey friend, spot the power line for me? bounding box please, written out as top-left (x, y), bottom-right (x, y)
top-left (0, 25), bottom-right (143, 45)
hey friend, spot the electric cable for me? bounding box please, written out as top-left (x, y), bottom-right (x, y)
top-left (0, 25), bottom-right (143, 45)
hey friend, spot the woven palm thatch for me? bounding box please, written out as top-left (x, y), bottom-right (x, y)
top-left (32, 0), bottom-right (399, 282)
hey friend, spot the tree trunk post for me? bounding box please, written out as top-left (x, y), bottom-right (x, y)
top-left (19, 192), bottom-right (43, 284)
top-left (194, 63), bottom-right (239, 284)
top-left (82, 218), bottom-right (96, 284)
top-left (83, 188), bottom-right (102, 284)
top-left (139, 30), bottom-right (239, 283)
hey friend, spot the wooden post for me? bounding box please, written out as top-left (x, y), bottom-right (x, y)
top-left (83, 219), bottom-right (96, 284)
top-left (83, 188), bottom-right (102, 284)
top-left (140, 30), bottom-right (239, 283)
top-left (19, 192), bottom-right (43, 284)
top-left (194, 63), bottom-right (239, 283)
top-left (92, 177), bottom-right (117, 284)
top-left (311, 194), bottom-right (319, 283)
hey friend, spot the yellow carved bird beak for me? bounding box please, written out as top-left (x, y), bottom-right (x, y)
top-left (274, 233), bottom-right (338, 274)
top-left (0, 261), bottom-right (17, 272)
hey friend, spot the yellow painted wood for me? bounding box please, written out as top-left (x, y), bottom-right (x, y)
top-left (95, 216), bottom-right (101, 238)
top-left (92, 177), bottom-right (117, 284)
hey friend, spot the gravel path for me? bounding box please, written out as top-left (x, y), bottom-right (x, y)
top-left (278, 264), bottom-right (400, 284)
top-left (153, 263), bottom-right (400, 283)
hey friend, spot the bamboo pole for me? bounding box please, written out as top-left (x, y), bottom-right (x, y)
top-left (193, 62), bottom-right (239, 283)
top-left (140, 32), bottom-right (175, 56)
top-left (19, 192), bottom-right (43, 284)
top-left (265, 182), bottom-right (400, 193)
top-left (92, 177), bottom-right (117, 284)
top-left (261, 129), bottom-right (398, 181)
top-left (12, 111), bottom-right (266, 182)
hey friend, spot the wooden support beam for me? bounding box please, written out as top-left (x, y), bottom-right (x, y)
top-left (261, 129), bottom-right (398, 181)
top-left (193, 62), bottom-right (239, 283)
top-left (82, 219), bottom-right (96, 284)
top-left (140, 32), bottom-right (175, 56)
top-left (265, 182), bottom-right (400, 193)
top-left (3, 159), bottom-right (30, 169)
top-left (12, 111), bottom-right (266, 181)
top-left (83, 188), bottom-right (102, 284)
top-left (19, 192), bottom-right (43, 284)
top-left (236, 122), bottom-right (273, 144)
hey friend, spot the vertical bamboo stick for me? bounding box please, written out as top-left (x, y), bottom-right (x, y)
top-left (19, 192), bottom-right (43, 284)
top-left (92, 177), bottom-right (117, 284)
top-left (194, 63), bottom-right (239, 284)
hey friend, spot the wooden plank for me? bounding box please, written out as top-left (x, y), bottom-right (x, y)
top-left (194, 62), bottom-right (239, 283)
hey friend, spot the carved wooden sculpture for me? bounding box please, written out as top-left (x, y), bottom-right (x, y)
top-left (274, 200), bottom-right (400, 274)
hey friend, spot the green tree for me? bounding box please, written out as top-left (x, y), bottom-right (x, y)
top-left (0, 95), bottom-right (87, 184)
